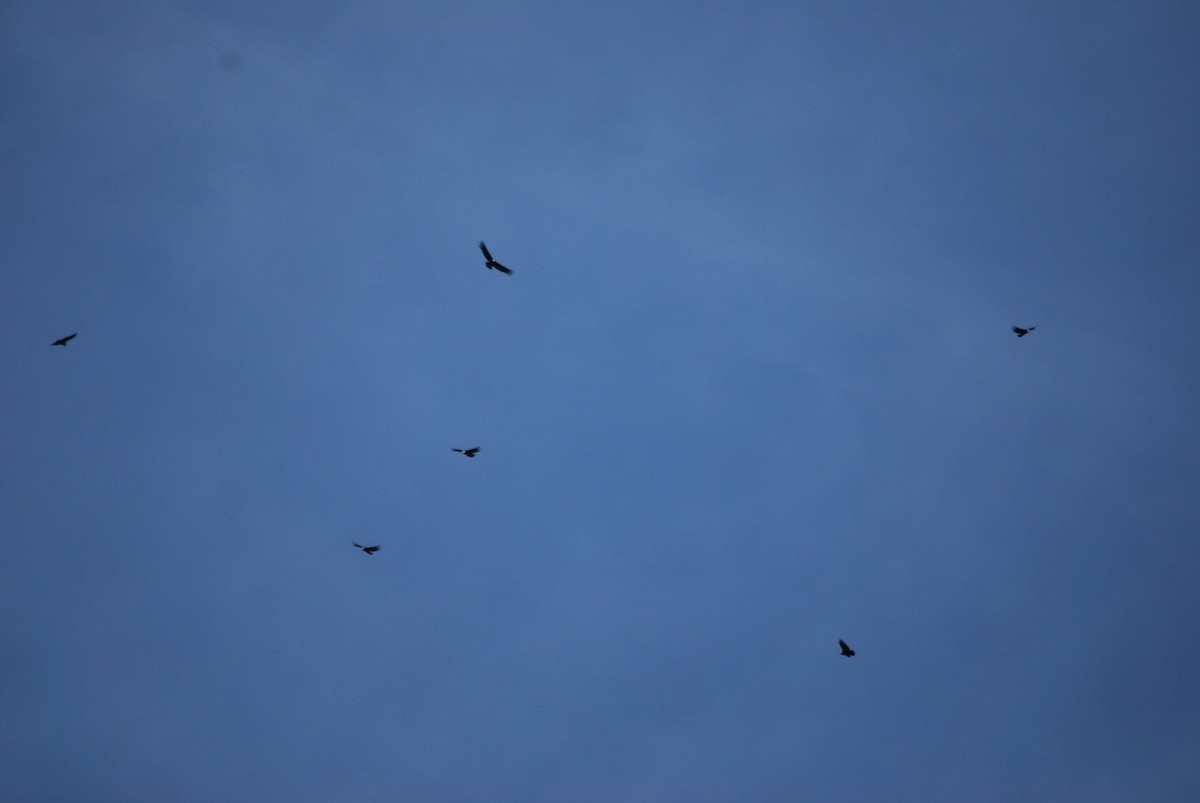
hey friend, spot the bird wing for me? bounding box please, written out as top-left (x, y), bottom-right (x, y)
top-left (479, 241), bottom-right (493, 261)
top-left (839, 640), bottom-right (850, 651)
top-left (353, 542), bottom-right (364, 549)
top-left (64, 333), bottom-right (77, 342)
top-left (492, 261), bottom-right (512, 274)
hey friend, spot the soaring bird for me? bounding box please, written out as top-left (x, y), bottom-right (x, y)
top-left (839, 639), bottom-right (855, 657)
top-left (1012, 325), bottom-right (1037, 338)
top-left (52, 333), bottom-right (77, 347)
top-left (352, 542), bottom-right (380, 555)
top-left (452, 447), bottom-right (481, 458)
top-left (478, 242), bottom-right (513, 275)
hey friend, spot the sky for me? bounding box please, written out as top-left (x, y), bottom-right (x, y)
top-left (3, 2), bottom-right (1200, 800)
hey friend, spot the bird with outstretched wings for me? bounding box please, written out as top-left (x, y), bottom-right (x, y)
top-left (478, 242), bottom-right (513, 275)
top-left (1012, 325), bottom-right (1036, 337)
top-left (452, 447), bottom-right (480, 458)
top-left (839, 639), bottom-right (855, 657)
top-left (352, 542), bottom-right (380, 555)
top-left (52, 333), bottom-right (77, 346)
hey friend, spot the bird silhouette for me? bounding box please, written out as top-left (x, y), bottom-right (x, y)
top-left (51, 333), bottom-right (77, 346)
top-left (1012, 325), bottom-right (1037, 337)
top-left (839, 639), bottom-right (855, 657)
top-left (352, 542), bottom-right (380, 555)
top-left (478, 242), bottom-right (513, 275)
top-left (452, 447), bottom-right (481, 458)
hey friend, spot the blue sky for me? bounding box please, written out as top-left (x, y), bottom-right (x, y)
top-left (3, 2), bottom-right (1200, 800)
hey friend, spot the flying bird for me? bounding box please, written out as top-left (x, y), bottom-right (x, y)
top-left (51, 333), bottom-right (77, 347)
top-left (452, 447), bottom-right (481, 458)
top-left (839, 639), bottom-right (855, 657)
top-left (1012, 325), bottom-right (1037, 337)
top-left (352, 542), bottom-right (380, 555)
top-left (478, 242), bottom-right (513, 275)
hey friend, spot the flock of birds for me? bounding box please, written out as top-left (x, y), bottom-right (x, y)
top-left (48, 240), bottom-right (1040, 660)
